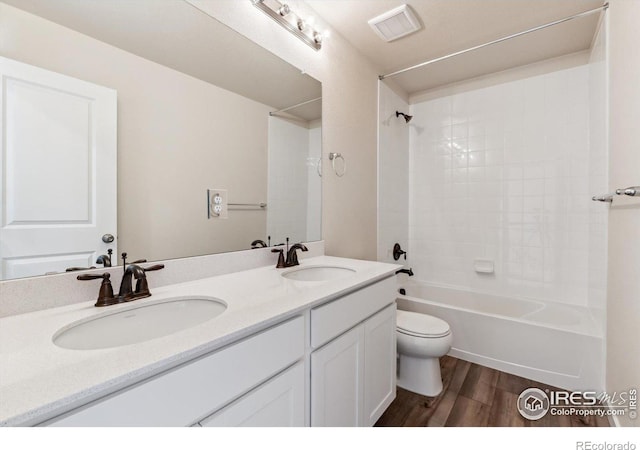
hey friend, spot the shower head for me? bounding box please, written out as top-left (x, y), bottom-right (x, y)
top-left (395, 111), bottom-right (413, 123)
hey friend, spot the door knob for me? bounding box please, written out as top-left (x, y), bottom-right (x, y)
top-left (102, 234), bottom-right (115, 243)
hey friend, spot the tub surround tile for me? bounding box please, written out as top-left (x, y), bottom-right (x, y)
top-left (403, 62), bottom-right (607, 314)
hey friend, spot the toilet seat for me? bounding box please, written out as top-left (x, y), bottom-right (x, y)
top-left (396, 310), bottom-right (450, 338)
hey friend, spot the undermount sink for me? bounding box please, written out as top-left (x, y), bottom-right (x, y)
top-left (53, 297), bottom-right (227, 350)
top-left (282, 265), bottom-right (356, 282)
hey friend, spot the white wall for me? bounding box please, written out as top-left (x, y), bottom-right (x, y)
top-left (406, 58), bottom-right (607, 310)
top-left (377, 82), bottom-right (410, 264)
top-left (606, 0), bottom-right (640, 428)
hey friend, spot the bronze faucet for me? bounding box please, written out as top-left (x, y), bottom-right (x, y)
top-left (272, 238), bottom-right (308, 269)
top-left (285, 243), bottom-right (308, 267)
top-left (78, 262), bottom-right (164, 307)
top-left (251, 239), bottom-right (268, 249)
top-left (96, 249), bottom-right (113, 267)
top-left (118, 264), bottom-right (147, 299)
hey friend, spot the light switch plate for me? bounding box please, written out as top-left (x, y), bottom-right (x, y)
top-left (207, 189), bottom-right (228, 219)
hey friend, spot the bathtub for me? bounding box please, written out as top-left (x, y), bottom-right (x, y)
top-left (396, 281), bottom-right (604, 392)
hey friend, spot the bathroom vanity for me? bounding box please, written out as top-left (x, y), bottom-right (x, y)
top-left (0, 256), bottom-right (399, 427)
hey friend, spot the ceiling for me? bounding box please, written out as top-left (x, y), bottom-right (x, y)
top-left (2, 0), bottom-right (322, 121)
top-left (306, 0), bottom-right (604, 94)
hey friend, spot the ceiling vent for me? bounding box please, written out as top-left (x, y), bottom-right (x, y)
top-left (368, 4), bottom-right (422, 42)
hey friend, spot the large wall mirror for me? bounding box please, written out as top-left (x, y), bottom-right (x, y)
top-left (0, 0), bottom-right (322, 281)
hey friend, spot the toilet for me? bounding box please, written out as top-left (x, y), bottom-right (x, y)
top-left (396, 310), bottom-right (453, 397)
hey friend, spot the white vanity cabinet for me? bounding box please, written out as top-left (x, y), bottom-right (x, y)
top-left (45, 316), bottom-right (305, 427)
top-left (310, 276), bottom-right (396, 427)
top-left (39, 274), bottom-right (398, 427)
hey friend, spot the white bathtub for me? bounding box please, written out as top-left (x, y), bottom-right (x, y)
top-left (396, 281), bottom-right (604, 392)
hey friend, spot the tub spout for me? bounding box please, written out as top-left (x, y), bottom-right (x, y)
top-left (396, 268), bottom-right (414, 276)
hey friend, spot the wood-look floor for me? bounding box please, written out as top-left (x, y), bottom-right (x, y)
top-left (375, 356), bottom-right (610, 427)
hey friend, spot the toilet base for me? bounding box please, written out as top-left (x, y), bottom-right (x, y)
top-left (397, 353), bottom-right (443, 397)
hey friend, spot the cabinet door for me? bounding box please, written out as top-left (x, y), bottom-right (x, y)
top-left (200, 363), bottom-right (304, 427)
top-left (364, 304), bottom-right (397, 426)
top-left (311, 326), bottom-right (364, 426)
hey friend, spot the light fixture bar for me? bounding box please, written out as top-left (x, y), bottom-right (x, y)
top-left (252, 0), bottom-right (322, 51)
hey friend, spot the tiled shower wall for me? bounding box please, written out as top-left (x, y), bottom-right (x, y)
top-left (267, 117), bottom-right (321, 244)
top-left (407, 61), bottom-right (608, 307)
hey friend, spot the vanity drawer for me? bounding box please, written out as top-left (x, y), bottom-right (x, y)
top-left (45, 316), bottom-right (304, 426)
top-left (310, 276), bottom-right (396, 348)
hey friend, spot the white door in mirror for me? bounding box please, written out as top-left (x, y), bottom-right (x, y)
top-left (0, 56), bottom-right (117, 280)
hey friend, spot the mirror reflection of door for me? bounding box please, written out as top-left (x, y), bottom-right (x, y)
top-left (0, 57), bottom-right (117, 280)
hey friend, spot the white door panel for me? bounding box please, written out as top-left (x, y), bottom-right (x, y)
top-left (0, 56), bottom-right (117, 279)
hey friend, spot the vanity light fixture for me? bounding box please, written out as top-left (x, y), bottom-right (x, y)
top-left (278, 3), bottom-right (290, 16)
top-left (252, 0), bottom-right (324, 51)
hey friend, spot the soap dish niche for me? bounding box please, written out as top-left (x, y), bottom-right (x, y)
top-left (474, 258), bottom-right (494, 274)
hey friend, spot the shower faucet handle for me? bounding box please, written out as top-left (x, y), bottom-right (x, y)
top-left (393, 243), bottom-right (407, 261)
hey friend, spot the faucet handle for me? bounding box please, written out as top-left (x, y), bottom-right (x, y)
top-left (142, 264), bottom-right (164, 272)
top-left (66, 266), bottom-right (97, 272)
top-left (131, 259), bottom-right (148, 264)
top-left (271, 248), bottom-right (286, 269)
top-left (77, 273), bottom-right (116, 307)
top-left (77, 273), bottom-right (108, 281)
top-left (393, 243), bottom-right (407, 261)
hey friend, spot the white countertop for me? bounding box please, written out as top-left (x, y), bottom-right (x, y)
top-left (0, 256), bottom-right (400, 426)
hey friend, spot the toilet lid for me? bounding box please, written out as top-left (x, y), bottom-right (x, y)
top-left (397, 310), bottom-right (450, 338)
